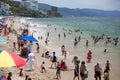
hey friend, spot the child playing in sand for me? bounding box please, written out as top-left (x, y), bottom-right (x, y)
top-left (41, 62), bottom-right (46, 73)
top-left (19, 68), bottom-right (23, 76)
top-left (56, 67), bottom-right (61, 80)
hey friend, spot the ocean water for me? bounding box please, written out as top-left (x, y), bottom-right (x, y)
top-left (30, 17), bottom-right (120, 38)
top-left (26, 17), bottom-right (120, 60)
top-left (26, 17), bottom-right (120, 79)
top-left (29, 17), bottom-right (120, 44)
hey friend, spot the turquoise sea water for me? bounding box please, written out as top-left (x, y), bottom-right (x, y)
top-left (27, 17), bottom-right (120, 79)
top-left (31, 17), bottom-right (120, 37)
top-left (28, 17), bottom-right (120, 56)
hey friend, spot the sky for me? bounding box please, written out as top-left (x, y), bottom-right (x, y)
top-left (16, 0), bottom-right (120, 11)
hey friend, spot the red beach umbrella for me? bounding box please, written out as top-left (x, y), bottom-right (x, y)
top-left (0, 50), bottom-right (26, 68)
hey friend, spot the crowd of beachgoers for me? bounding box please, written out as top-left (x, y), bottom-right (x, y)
top-left (0, 17), bottom-right (119, 80)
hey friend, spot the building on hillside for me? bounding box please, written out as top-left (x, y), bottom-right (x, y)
top-left (51, 6), bottom-right (57, 13)
top-left (47, 6), bottom-right (59, 17)
top-left (0, 1), bottom-right (11, 16)
top-left (21, 0), bottom-right (38, 11)
top-left (39, 9), bottom-right (48, 17)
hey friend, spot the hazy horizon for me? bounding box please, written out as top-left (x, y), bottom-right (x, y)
top-left (14, 0), bottom-right (120, 11)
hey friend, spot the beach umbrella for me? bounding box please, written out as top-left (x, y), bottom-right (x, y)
top-left (0, 22), bottom-right (3, 24)
top-left (21, 36), bottom-right (38, 42)
top-left (0, 20), bottom-right (4, 23)
top-left (0, 37), bottom-right (8, 45)
top-left (0, 20), bottom-right (6, 27)
top-left (0, 23), bottom-right (6, 26)
top-left (0, 50), bottom-right (26, 68)
top-left (0, 75), bottom-right (7, 80)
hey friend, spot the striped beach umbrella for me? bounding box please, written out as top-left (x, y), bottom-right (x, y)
top-left (0, 50), bottom-right (26, 68)
top-left (0, 75), bottom-right (7, 80)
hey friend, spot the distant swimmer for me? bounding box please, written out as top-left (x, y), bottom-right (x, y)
top-left (41, 36), bottom-right (43, 40)
top-left (45, 37), bottom-right (49, 45)
top-left (74, 37), bottom-right (78, 46)
top-left (55, 28), bottom-right (56, 31)
top-left (58, 33), bottom-right (60, 38)
top-left (78, 36), bottom-right (81, 42)
top-left (86, 40), bottom-right (89, 47)
top-left (68, 31), bottom-right (72, 34)
top-left (104, 49), bottom-right (107, 53)
top-left (63, 28), bottom-right (67, 31)
top-left (47, 32), bottom-right (49, 37)
top-left (105, 60), bottom-right (112, 72)
top-left (64, 32), bottom-right (66, 38)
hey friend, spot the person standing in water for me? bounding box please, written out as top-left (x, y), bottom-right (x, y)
top-left (61, 45), bottom-right (65, 55)
top-left (74, 37), bottom-right (78, 46)
top-left (58, 33), bottom-right (60, 38)
top-left (80, 61), bottom-right (88, 80)
top-left (73, 60), bottom-right (80, 80)
top-left (105, 60), bottom-right (112, 72)
top-left (86, 50), bottom-right (92, 63)
top-left (72, 56), bottom-right (78, 65)
top-left (103, 67), bottom-right (109, 80)
top-left (94, 62), bottom-right (102, 80)
top-left (64, 32), bottom-right (66, 38)
top-left (51, 52), bottom-right (57, 68)
top-left (86, 40), bottom-right (88, 47)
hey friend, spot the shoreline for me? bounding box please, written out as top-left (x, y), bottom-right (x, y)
top-left (0, 16), bottom-right (120, 80)
top-left (22, 17), bottom-right (120, 80)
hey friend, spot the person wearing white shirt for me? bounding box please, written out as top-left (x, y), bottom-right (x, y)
top-left (27, 52), bottom-right (35, 71)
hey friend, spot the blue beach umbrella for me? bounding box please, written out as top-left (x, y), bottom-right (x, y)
top-left (0, 20), bottom-right (4, 23)
top-left (0, 75), bottom-right (7, 80)
top-left (20, 36), bottom-right (38, 42)
top-left (0, 37), bottom-right (8, 44)
top-left (0, 20), bottom-right (6, 26)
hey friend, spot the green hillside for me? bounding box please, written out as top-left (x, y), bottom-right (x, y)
top-left (1, 0), bottom-right (45, 17)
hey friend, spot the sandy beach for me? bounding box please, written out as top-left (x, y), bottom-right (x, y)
top-left (0, 17), bottom-right (120, 80)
